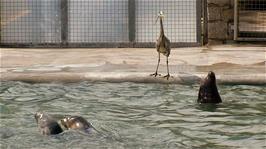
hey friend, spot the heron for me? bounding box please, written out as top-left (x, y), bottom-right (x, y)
top-left (150, 11), bottom-right (171, 80)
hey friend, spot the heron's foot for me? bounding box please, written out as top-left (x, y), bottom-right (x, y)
top-left (150, 72), bottom-right (161, 77)
top-left (163, 74), bottom-right (171, 80)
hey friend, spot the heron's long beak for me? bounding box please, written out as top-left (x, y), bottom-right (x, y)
top-left (155, 16), bottom-right (159, 24)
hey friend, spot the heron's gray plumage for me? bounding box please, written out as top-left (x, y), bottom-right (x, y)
top-left (156, 18), bottom-right (171, 57)
top-left (151, 11), bottom-right (171, 80)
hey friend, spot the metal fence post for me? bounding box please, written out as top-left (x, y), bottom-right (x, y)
top-left (61, 0), bottom-right (68, 46)
top-left (234, 0), bottom-right (238, 40)
top-left (128, 0), bottom-right (136, 44)
top-left (196, 0), bottom-right (203, 45)
top-left (202, 0), bottom-right (208, 45)
top-left (0, 21), bottom-right (1, 44)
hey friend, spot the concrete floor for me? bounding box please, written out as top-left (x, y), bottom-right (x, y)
top-left (0, 45), bottom-right (265, 84)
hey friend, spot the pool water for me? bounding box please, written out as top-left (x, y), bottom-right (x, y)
top-left (0, 81), bottom-right (265, 149)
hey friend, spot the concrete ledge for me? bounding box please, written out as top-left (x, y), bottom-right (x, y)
top-left (1, 47), bottom-right (265, 85)
top-left (1, 72), bottom-right (265, 85)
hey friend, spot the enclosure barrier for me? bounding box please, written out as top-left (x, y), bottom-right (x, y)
top-left (0, 0), bottom-right (202, 48)
top-left (234, 0), bottom-right (266, 41)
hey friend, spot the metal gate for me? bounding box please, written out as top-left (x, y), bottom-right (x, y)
top-left (234, 0), bottom-right (266, 41)
top-left (0, 0), bottom-right (202, 48)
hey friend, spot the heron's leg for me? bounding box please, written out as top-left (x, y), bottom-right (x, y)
top-left (155, 53), bottom-right (161, 74)
top-left (150, 53), bottom-right (161, 77)
top-left (163, 56), bottom-right (170, 80)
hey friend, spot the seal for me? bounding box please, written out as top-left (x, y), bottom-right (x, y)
top-left (60, 116), bottom-right (92, 132)
top-left (198, 71), bottom-right (222, 103)
top-left (34, 112), bottom-right (63, 135)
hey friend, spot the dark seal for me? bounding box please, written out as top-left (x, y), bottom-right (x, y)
top-left (34, 112), bottom-right (63, 135)
top-left (60, 116), bottom-right (92, 132)
top-left (198, 71), bottom-right (222, 103)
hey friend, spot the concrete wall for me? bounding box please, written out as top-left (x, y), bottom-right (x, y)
top-left (207, 0), bottom-right (234, 44)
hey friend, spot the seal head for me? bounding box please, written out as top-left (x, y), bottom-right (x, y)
top-left (197, 71), bottom-right (222, 103)
top-left (34, 112), bottom-right (63, 135)
top-left (60, 116), bottom-right (92, 132)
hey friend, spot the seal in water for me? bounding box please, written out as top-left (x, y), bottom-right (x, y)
top-left (60, 116), bottom-right (92, 132)
top-left (198, 71), bottom-right (222, 103)
top-left (34, 112), bottom-right (63, 135)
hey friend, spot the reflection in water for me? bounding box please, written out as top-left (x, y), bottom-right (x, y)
top-left (0, 81), bottom-right (265, 148)
top-left (196, 104), bottom-right (220, 112)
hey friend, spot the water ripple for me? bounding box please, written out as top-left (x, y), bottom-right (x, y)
top-left (0, 81), bottom-right (265, 148)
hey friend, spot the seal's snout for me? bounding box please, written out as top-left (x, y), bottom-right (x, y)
top-left (60, 117), bottom-right (70, 128)
top-left (208, 71), bottom-right (215, 77)
top-left (34, 112), bottom-right (43, 123)
top-left (207, 71), bottom-right (216, 81)
top-left (34, 112), bottom-right (63, 135)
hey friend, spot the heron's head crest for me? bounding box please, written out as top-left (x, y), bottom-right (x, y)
top-left (158, 11), bottom-right (165, 18)
top-left (155, 11), bottom-right (165, 24)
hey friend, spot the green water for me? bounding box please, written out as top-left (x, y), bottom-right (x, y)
top-left (0, 81), bottom-right (265, 149)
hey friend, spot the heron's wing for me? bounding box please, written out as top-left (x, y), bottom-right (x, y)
top-left (156, 39), bottom-right (160, 50)
top-left (163, 36), bottom-right (171, 56)
top-left (164, 37), bottom-right (171, 51)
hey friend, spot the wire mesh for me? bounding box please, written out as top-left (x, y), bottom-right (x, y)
top-left (238, 0), bottom-right (266, 38)
top-left (0, 0), bottom-right (200, 46)
top-left (0, 0), bottom-right (61, 44)
top-left (68, 0), bottom-right (129, 43)
top-left (135, 0), bottom-right (197, 43)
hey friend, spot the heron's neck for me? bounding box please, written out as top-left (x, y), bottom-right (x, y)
top-left (160, 18), bottom-right (164, 36)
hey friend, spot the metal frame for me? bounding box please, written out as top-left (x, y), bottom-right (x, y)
top-left (128, 0), bottom-right (135, 43)
top-left (196, 0), bottom-right (202, 44)
top-left (201, 0), bottom-right (208, 45)
top-left (0, 42), bottom-right (201, 48)
top-left (61, 0), bottom-right (68, 46)
top-left (234, 0), bottom-right (266, 41)
top-left (234, 0), bottom-right (238, 40)
top-left (0, 0), bottom-right (203, 48)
